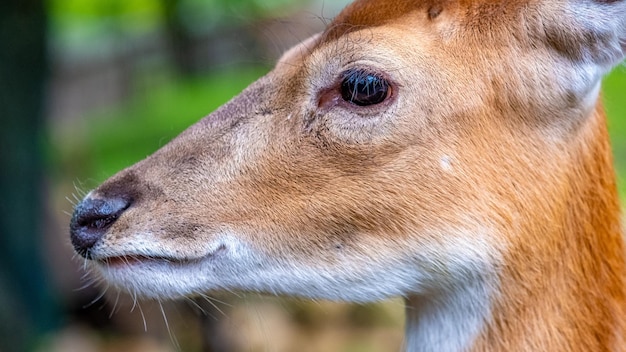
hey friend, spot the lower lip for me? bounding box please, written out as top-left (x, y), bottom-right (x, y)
top-left (99, 256), bottom-right (184, 267)
top-left (100, 256), bottom-right (160, 267)
top-left (101, 256), bottom-right (145, 266)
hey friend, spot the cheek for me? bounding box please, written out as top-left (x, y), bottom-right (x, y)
top-left (237, 164), bottom-right (467, 258)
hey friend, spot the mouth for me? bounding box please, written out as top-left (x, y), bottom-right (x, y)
top-left (97, 255), bottom-right (193, 267)
top-left (93, 243), bottom-right (227, 268)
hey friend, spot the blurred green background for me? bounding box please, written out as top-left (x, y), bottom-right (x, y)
top-left (1, 0), bottom-right (625, 351)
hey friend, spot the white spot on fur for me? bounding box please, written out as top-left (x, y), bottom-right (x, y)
top-left (440, 155), bottom-right (453, 172)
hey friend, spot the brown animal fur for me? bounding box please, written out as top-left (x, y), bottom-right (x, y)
top-left (70, 0), bottom-right (626, 350)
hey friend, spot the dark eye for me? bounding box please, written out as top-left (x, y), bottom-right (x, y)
top-left (340, 69), bottom-right (390, 106)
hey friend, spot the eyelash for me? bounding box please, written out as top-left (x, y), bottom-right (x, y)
top-left (339, 68), bottom-right (391, 107)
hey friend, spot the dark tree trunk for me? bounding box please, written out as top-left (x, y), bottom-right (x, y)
top-left (0, 0), bottom-right (58, 350)
top-left (163, 0), bottom-right (196, 76)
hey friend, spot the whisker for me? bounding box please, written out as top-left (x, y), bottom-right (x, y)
top-left (65, 196), bottom-right (77, 207)
top-left (72, 192), bottom-right (81, 204)
top-left (82, 256), bottom-right (90, 272)
top-left (109, 290), bottom-right (121, 319)
top-left (137, 301), bottom-right (148, 332)
top-left (72, 180), bottom-right (89, 198)
top-left (130, 289), bottom-right (139, 313)
top-left (198, 293), bottom-right (233, 308)
top-left (73, 278), bottom-right (98, 292)
top-left (196, 293), bottom-right (228, 318)
top-left (185, 297), bottom-right (209, 317)
top-left (83, 286), bottom-right (109, 309)
top-left (223, 287), bottom-right (242, 299)
top-left (158, 300), bottom-right (180, 351)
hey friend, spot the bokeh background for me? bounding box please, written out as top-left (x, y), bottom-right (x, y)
top-left (1, 0), bottom-right (624, 351)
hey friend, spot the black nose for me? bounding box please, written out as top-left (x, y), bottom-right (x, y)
top-left (69, 195), bottom-right (131, 258)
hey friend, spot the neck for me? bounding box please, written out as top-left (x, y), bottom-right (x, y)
top-left (404, 275), bottom-right (494, 352)
top-left (404, 106), bottom-right (626, 351)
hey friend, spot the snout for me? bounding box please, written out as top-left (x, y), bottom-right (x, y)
top-left (70, 195), bottom-right (132, 258)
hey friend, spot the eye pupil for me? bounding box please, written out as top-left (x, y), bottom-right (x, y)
top-left (340, 69), bottom-right (390, 106)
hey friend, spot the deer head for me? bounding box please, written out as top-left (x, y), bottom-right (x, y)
top-left (70, 0), bottom-right (626, 350)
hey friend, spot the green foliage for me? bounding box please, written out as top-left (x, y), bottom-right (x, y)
top-left (177, 0), bottom-right (303, 34)
top-left (47, 0), bottom-right (304, 55)
top-left (603, 68), bottom-right (626, 199)
top-left (53, 66), bottom-right (268, 184)
top-left (48, 0), bottom-right (164, 53)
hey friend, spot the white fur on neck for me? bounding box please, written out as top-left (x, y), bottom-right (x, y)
top-left (404, 274), bottom-right (493, 352)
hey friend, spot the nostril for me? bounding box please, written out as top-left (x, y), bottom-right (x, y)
top-left (76, 210), bottom-right (120, 230)
top-left (70, 196), bottom-right (131, 258)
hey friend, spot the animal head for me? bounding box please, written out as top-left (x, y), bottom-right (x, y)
top-left (70, 0), bottom-right (625, 303)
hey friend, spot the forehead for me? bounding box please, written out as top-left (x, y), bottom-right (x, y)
top-left (322, 0), bottom-right (429, 41)
top-left (321, 0), bottom-right (531, 43)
